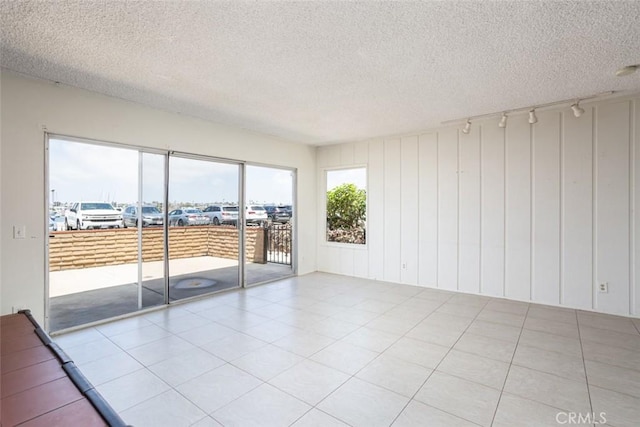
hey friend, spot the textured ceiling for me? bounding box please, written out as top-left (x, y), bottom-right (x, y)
top-left (1, 1), bottom-right (640, 145)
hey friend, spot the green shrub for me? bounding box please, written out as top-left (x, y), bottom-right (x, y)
top-left (326, 183), bottom-right (366, 231)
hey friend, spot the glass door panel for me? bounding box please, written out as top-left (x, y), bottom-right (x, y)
top-left (137, 152), bottom-right (168, 308)
top-left (48, 138), bottom-right (165, 331)
top-left (168, 156), bottom-right (240, 301)
top-left (245, 165), bottom-right (294, 286)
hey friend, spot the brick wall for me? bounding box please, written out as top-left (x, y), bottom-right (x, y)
top-left (49, 226), bottom-right (265, 271)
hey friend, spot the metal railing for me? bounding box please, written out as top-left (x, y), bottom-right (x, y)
top-left (266, 223), bottom-right (292, 265)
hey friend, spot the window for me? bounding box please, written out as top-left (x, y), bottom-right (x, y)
top-left (326, 167), bottom-right (366, 245)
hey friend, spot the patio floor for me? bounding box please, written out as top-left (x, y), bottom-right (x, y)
top-left (49, 257), bottom-right (293, 332)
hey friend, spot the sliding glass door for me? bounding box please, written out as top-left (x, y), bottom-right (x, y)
top-left (167, 156), bottom-right (241, 301)
top-left (245, 165), bottom-right (294, 286)
top-left (47, 138), bottom-right (166, 332)
top-left (47, 137), bottom-right (295, 332)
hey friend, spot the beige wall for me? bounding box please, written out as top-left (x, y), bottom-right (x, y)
top-left (0, 70), bottom-right (317, 325)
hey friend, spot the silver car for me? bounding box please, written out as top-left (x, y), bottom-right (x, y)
top-left (168, 208), bottom-right (211, 226)
top-left (122, 205), bottom-right (164, 227)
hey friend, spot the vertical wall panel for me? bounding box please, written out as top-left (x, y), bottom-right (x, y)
top-left (635, 99), bottom-right (640, 316)
top-left (327, 145), bottom-right (341, 167)
top-left (340, 247), bottom-right (355, 276)
top-left (418, 133), bottom-right (439, 287)
top-left (562, 108), bottom-right (593, 309)
top-left (353, 248), bottom-right (369, 278)
top-left (438, 129), bottom-right (459, 290)
top-left (596, 101), bottom-right (630, 315)
top-left (505, 116), bottom-right (532, 300)
top-left (532, 111), bottom-right (561, 304)
top-left (368, 140), bottom-right (385, 280)
top-left (458, 128), bottom-right (481, 293)
top-left (401, 136), bottom-right (419, 285)
top-left (354, 141), bottom-right (369, 164)
top-left (384, 139), bottom-right (402, 283)
top-left (317, 147), bottom-right (330, 168)
top-left (340, 143), bottom-right (355, 166)
top-left (480, 123), bottom-right (505, 296)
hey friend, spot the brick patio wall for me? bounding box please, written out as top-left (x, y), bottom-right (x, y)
top-left (49, 226), bottom-right (265, 271)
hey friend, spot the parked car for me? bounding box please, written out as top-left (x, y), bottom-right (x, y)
top-left (65, 201), bottom-right (123, 230)
top-left (168, 208), bottom-right (210, 226)
top-left (245, 205), bottom-right (268, 226)
top-left (263, 205), bottom-right (291, 223)
top-left (122, 205), bottom-right (163, 227)
top-left (203, 205), bottom-right (239, 226)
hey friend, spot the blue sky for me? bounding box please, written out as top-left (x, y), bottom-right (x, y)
top-left (49, 139), bottom-right (293, 205)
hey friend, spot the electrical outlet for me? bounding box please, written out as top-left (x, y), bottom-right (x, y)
top-left (402, 263), bottom-right (407, 269)
top-left (599, 282), bottom-right (609, 293)
top-left (13, 225), bottom-right (26, 239)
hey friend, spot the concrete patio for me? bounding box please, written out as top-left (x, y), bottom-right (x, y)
top-left (49, 256), bottom-right (293, 332)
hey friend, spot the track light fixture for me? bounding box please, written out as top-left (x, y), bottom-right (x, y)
top-left (442, 91), bottom-right (614, 129)
top-left (462, 120), bottom-right (471, 134)
top-left (571, 101), bottom-right (585, 118)
top-left (616, 65), bottom-right (639, 77)
top-left (498, 113), bottom-right (507, 128)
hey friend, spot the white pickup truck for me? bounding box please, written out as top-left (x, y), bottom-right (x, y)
top-left (65, 201), bottom-right (123, 230)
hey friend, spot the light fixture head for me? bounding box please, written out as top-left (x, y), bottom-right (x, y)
top-left (528, 109), bottom-right (538, 124)
top-left (571, 101), bottom-right (585, 118)
top-left (616, 65), bottom-right (639, 77)
top-left (462, 120), bottom-right (471, 134)
top-left (498, 113), bottom-right (507, 128)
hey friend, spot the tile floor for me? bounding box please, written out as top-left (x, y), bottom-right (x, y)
top-left (53, 273), bottom-right (640, 427)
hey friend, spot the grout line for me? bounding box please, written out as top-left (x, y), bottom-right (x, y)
top-left (575, 310), bottom-right (595, 419)
top-left (559, 112), bottom-right (564, 306)
top-left (489, 303), bottom-right (530, 426)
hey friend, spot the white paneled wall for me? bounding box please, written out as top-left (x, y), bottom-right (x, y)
top-left (318, 96), bottom-right (640, 317)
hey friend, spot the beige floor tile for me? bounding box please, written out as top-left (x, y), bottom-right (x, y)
top-left (466, 320), bottom-right (522, 343)
top-left (581, 340), bottom-right (640, 371)
top-left (384, 337), bottom-right (449, 369)
top-left (517, 328), bottom-right (582, 358)
top-left (340, 327), bottom-right (401, 352)
top-left (453, 332), bottom-right (517, 362)
top-left (523, 316), bottom-right (579, 339)
top-left (436, 349), bottom-right (509, 390)
top-left (579, 325), bottom-right (640, 351)
top-left (475, 309), bottom-right (525, 327)
top-left (269, 359), bottom-right (349, 405)
top-left (526, 305), bottom-right (576, 325)
top-left (414, 371), bottom-right (500, 427)
top-left (272, 330), bottom-right (335, 357)
top-left (231, 344), bottom-right (303, 380)
top-left (175, 364), bottom-right (262, 414)
top-left (148, 348), bottom-right (225, 387)
top-left (96, 369), bottom-right (170, 412)
top-left (120, 389), bottom-right (206, 427)
top-left (356, 354), bottom-right (432, 397)
top-left (212, 383), bottom-right (311, 427)
top-left (127, 335), bottom-right (196, 366)
top-left (392, 400), bottom-right (479, 427)
top-left (493, 393), bottom-right (567, 427)
top-left (199, 331), bottom-right (267, 361)
top-left (318, 377), bottom-right (409, 427)
top-left (512, 344), bottom-right (586, 382)
top-left (585, 359), bottom-right (640, 398)
top-left (590, 385), bottom-right (640, 427)
top-left (504, 365), bottom-right (590, 412)
top-left (291, 409), bottom-right (349, 427)
top-left (310, 340), bottom-right (379, 374)
top-left (175, 321), bottom-right (236, 346)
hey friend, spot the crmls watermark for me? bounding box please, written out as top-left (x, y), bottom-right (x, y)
top-left (556, 412), bottom-right (607, 425)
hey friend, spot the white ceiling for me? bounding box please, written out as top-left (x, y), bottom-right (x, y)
top-left (1, 1), bottom-right (640, 146)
